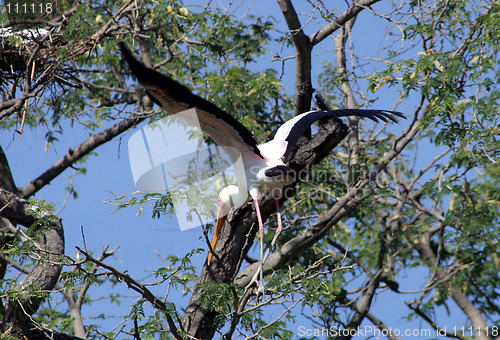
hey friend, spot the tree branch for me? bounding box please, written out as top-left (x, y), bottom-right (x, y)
top-left (278, 0), bottom-right (383, 116)
top-left (338, 274), bottom-right (381, 340)
top-left (75, 247), bottom-right (183, 340)
top-left (236, 115), bottom-right (419, 287)
top-left (181, 117), bottom-right (349, 339)
top-left (406, 301), bottom-right (465, 339)
top-left (21, 114), bottom-right (147, 199)
top-left (0, 189), bottom-right (65, 335)
top-left (0, 146), bottom-right (18, 195)
top-left (333, 17), bottom-right (361, 186)
top-left (60, 245), bottom-right (118, 338)
top-left (414, 233), bottom-right (489, 340)
top-left (277, 0), bottom-right (313, 115)
top-left (364, 310), bottom-right (401, 340)
top-left (309, 0), bottom-right (382, 46)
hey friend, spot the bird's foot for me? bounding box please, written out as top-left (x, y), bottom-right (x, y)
top-left (246, 248), bottom-right (271, 302)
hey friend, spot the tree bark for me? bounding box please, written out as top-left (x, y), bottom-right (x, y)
top-left (277, 0), bottom-right (313, 115)
top-left (0, 146), bottom-right (18, 195)
top-left (0, 189), bottom-right (66, 338)
top-left (181, 118), bottom-right (349, 339)
top-left (277, 0), bottom-right (383, 116)
top-left (181, 1), bottom-right (403, 337)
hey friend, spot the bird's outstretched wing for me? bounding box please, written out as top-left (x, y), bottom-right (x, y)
top-left (119, 43), bottom-right (263, 158)
top-left (272, 109), bottom-right (405, 162)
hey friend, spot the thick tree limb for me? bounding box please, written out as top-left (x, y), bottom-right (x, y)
top-left (0, 189), bottom-right (65, 337)
top-left (181, 117), bottom-right (349, 340)
top-left (0, 146), bottom-right (18, 194)
top-left (277, 0), bottom-right (313, 115)
top-left (235, 116), bottom-right (420, 288)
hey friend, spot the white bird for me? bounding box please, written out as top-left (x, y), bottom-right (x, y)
top-left (119, 43), bottom-right (404, 266)
top-left (0, 28), bottom-right (50, 41)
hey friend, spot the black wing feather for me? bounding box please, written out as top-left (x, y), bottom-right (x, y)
top-left (281, 109), bottom-right (405, 162)
top-left (119, 42), bottom-right (263, 158)
top-left (264, 165), bottom-right (296, 178)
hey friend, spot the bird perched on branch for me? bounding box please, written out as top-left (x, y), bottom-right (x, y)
top-left (119, 42), bottom-right (404, 269)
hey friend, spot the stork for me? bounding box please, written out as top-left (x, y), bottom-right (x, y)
top-left (119, 43), bottom-right (404, 267)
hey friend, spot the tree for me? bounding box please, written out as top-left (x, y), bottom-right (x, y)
top-left (0, 0), bottom-right (498, 339)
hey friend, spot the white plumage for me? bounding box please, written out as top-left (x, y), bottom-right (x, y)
top-left (119, 43), bottom-right (404, 266)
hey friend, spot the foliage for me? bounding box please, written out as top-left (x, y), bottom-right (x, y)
top-left (0, 0), bottom-right (498, 339)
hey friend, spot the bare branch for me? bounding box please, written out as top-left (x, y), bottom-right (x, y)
top-left (21, 114), bottom-right (147, 199)
top-left (75, 247), bottom-right (184, 340)
top-left (236, 114), bottom-right (419, 288)
top-left (414, 233), bottom-right (489, 340)
top-left (333, 16), bottom-right (360, 186)
top-left (309, 0), bottom-right (382, 46)
top-left (0, 189), bottom-right (64, 333)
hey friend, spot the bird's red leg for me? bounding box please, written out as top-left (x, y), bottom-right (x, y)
top-left (253, 198), bottom-right (265, 288)
top-left (254, 198), bottom-right (265, 251)
top-left (271, 196), bottom-right (283, 248)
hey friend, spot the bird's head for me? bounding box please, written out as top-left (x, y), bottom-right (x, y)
top-left (217, 185), bottom-right (248, 217)
top-left (208, 185), bottom-right (248, 265)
